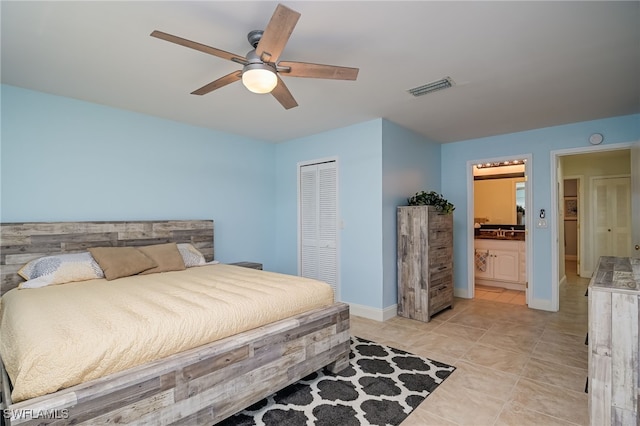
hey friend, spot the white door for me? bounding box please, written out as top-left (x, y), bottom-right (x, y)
top-left (593, 176), bottom-right (631, 261)
top-left (299, 161), bottom-right (339, 295)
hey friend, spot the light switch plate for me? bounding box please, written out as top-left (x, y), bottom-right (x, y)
top-left (537, 219), bottom-right (548, 228)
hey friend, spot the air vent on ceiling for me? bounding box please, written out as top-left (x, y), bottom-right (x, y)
top-left (407, 77), bottom-right (454, 97)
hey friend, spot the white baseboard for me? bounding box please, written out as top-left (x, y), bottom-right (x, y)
top-left (528, 297), bottom-right (556, 312)
top-left (348, 302), bottom-right (397, 322)
top-left (454, 287), bottom-right (470, 298)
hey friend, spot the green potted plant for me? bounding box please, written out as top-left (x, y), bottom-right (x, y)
top-left (407, 191), bottom-right (455, 214)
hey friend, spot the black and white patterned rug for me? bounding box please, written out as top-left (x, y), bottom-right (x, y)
top-left (219, 336), bottom-right (456, 426)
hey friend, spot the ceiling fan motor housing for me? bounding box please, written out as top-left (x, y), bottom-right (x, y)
top-left (247, 30), bottom-right (264, 48)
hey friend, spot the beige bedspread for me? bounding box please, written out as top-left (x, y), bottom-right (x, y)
top-left (0, 264), bottom-right (334, 402)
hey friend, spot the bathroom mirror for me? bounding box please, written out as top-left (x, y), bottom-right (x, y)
top-left (473, 161), bottom-right (526, 226)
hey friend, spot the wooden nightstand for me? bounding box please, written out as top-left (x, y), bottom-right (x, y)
top-left (228, 261), bottom-right (263, 270)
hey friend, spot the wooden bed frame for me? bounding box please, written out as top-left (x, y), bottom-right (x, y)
top-left (0, 220), bottom-right (350, 425)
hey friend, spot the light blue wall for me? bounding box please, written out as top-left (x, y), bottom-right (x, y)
top-left (0, 85), bottom-right (277, 267)
top-left (442, 114), bottom-right (640, 306)
top-left (4, 84), bottom-right (638, 313)
top-left (274, 119), bottom-right (384, 308)
top-left (381, 120), bottom-right (441, 308)
top-left (273, 118), bottom-right (441, 311)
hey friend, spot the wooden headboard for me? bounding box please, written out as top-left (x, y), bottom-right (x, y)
top-left (0, 220), bottom-right (214, 295)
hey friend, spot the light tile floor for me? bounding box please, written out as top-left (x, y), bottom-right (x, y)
top-left (350, 261), bottom-right (589, 425)
top-left (475, 285), bottom-right (526, 305)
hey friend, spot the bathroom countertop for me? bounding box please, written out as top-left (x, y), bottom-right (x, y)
top-left (475, 232), bottom-right (526, 241)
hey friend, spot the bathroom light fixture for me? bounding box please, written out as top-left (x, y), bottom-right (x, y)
top-left (476, 159), bottom-right (526, 169)
top-left (242, 63), bottom-right (278, 94)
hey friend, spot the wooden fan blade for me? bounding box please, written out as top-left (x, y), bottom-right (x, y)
top-left (278, 61), bottom-right (359, 80)
top-left (271, 75), bottom-right (298, 109)
top-left (191, 71), bottom-right (242, 95)
top-left (151, 30), bottom-right (248, 65)
top-left (256, 4), bottom-right (300, 64)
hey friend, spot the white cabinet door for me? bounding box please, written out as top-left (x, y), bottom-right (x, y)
top-left (492, 250), bottom-right (519, 282)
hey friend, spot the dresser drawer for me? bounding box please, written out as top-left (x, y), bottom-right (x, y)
top-left (429, 229), bottom-right (453, 245)
top-left (429, 287), bottom-right (453, 314)
top-left (429, 267), bottom-right (452, 291)
top-left (429, 245), bottom-right (453, 267)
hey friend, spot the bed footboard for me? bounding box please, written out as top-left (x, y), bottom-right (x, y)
top-left (1, 302), bottom-right (350, 425)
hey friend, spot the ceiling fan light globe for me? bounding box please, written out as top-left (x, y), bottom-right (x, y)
top-left (242, 67), bottom-right (277, 94)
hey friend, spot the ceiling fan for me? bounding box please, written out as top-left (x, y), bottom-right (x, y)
top-left (151, 3), bottom-right (359, 110)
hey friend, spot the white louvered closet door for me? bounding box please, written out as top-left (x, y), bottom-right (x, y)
top-left (299, 161), bottom-right (338, 296)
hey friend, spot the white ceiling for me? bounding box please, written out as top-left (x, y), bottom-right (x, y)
top-left (2, 1), bottom-right (639, 143)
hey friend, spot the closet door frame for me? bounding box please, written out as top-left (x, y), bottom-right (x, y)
top-left (297, 156), bottom-right (340, 300)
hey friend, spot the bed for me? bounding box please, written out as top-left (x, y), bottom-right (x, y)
top-left (0, 220), bottom-right (350, 425)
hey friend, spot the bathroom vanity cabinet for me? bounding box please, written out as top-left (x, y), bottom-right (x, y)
top-left (474, 239), bottom-right (526, 290)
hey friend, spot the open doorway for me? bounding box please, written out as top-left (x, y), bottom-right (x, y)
top-left (562, 177), bottom-right (581, 278)
top-left (466, 154), bottom-right (533, 306)
top-left (550, 142), bottom-right (637, 311)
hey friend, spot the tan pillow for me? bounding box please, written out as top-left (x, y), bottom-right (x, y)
top-left (88, 247), bottom-right (157, 280)
top-left (137, 243), bottom-right (186, 275)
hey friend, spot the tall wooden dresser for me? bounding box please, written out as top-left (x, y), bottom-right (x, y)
top-left (588, 256), bottom-right (640, 425)
top-left (397, 206), bottom-right (454, 322)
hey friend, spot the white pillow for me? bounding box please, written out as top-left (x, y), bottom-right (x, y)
top-left (18, 252), bottom-right (105, 289)
top-left (176, 243), bottom-right (206, 267)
